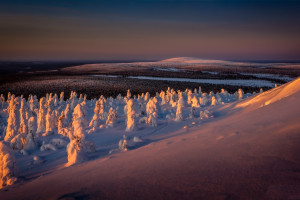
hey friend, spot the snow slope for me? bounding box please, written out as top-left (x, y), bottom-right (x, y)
top-left (1, 79), bottom-right (300, 199)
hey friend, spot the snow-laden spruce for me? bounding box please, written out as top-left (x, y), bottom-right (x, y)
top-left (66, 103), bottom-right (88, 166)
top-left (125, 99), bottom-right (135, 132)
top-left (0, 142), bottom-right (18, 189)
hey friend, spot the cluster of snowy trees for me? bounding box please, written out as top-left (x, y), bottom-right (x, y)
top-left (0, 87), bottom-right (253, 187)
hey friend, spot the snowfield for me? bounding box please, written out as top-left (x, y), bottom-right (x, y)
top-left (0, 78), bottom-right (300, 199)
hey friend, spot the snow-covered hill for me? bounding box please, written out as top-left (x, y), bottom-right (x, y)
top-left (1, 78), bottom-right (300, 199)
top-left (159, 57), bottom-right (233, 64)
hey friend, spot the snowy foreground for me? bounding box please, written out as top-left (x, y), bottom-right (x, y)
top-left (1, 79), bottom-right (300, 199)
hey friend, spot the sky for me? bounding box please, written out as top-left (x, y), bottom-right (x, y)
top-left (0, 0), bottom-right (300, 61)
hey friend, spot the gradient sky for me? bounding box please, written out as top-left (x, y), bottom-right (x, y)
top-left (1, 0), bottom-right (300, 61)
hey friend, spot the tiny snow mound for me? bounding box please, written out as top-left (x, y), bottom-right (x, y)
top-left (235, 77), bottom-right (300, 110)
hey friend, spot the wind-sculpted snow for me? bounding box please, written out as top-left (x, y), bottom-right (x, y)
top-left (236, 77), bottom-right (300, 110)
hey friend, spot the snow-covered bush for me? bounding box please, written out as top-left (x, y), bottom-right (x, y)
top-left (50, 138), bottom-right (67, 149)
top-left (200, 110), bottom-right (213, 119)
top-left (40, 142), bottom-right (57, 151)
top-left (118, 135), bottom-right (128, 151)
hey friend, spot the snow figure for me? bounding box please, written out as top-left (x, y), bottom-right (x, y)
top-left (66, 109), bottom-right (87, 166)
top-left (0, 142), bottom-right (18, 189)
top-left (36, 97), bottom-right (47, 135)
top-left (23, 116), bottom-right (37, 151)
top-left (19, 98), bottom-right (28, 135)
top-left (89, 100), bottom-right (101, 128)
top-left (191, 96), bottom-right (200, 108)
top-left (146, 98), bottom-right (157, 127)
top-left (5, 98), bottom-right (20, 142)
top-left (118, 135), bottom-right (128, 151)
top-left (106, 107), bottom-right (117, 127)
top-left (175, 100), bottom-right (183, 122)
top-left (125, 99), bottom-right (135, 132)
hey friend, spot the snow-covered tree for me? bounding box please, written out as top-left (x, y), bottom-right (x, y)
top-left (58, 114), bottom-right (66, 135)
top-left (187, 90), bottom-right (193, 105)
top-left (125, 99), bottom-right (135, 132)
top-left (126, 89), bottom-right (131, 99)
top-left (89, 100), bottom-right (101, 128)
top-left (146, 98), bottom-right (157, 126)
top-left (191, 96), bottom-right (200, 108)
top-left (211, 96), bottom-right (217, 106)
top-left (66, 103), bottom-right (88, 167)
top-left (59, 92), bottom-right (64, 104)
top-left (236, 88), bottom-right (244, 100)
top-left (19, 98), bottom-right (29, 135)
top-left (45, 107), bottom-right (55, 134)
top-left (0, 142), bottom-right (18, 189)
top-left (63, 104), bottom-right (72, 128)
top-left (106, 107), bottom-right (117, 127)
top-left (0, 94), bottom-right (6, 109)
top-left (160, 91), bottom-right (166, 105)
top-left (36, 97), bottom-right (47, 135)
top-left (23, 116), bottom-right (37, 151)
top-left (175, 99), bottom-right (183, 121)
top-left (189, 107), bottom-right (195, 119)
top-left (5, 97), bottom-right (20, 142)
top-left (200, 93), bottom-right (208, 106)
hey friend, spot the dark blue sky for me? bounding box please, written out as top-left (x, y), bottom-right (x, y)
top-left (1, 0), bottom-right (300, 61)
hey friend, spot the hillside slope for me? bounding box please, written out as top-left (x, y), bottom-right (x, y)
top-left (1, 79), bottom-right (300, 200)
